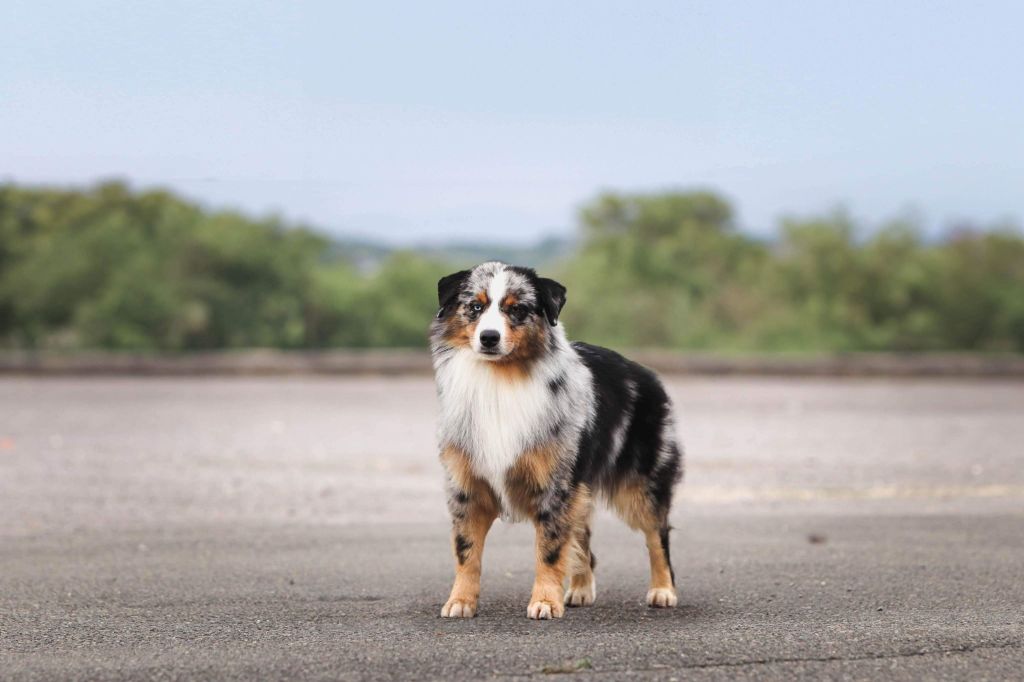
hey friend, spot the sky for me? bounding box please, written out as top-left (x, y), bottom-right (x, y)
top-left (3, 1), bottom-right (1023, 245)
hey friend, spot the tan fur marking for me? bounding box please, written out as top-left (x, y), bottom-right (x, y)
top-left (485, 321), bottom-right (547, 382)
top-left (567, 548), bottom-right (593, 589)
top-left (487, 359), bottom-right (531, 382)
top-left (439, 446), bottom-right (474, 492)
top-left (504, 444), bottom-right (560, 516)
top-left (442, 314), bottom-right (476, 350)
top-left (609, 478), bottom-right (675, 599)
top-left (440, 447), bottom-right (500, 519)
top-left (568, 485), bottom-right (593, 545)
top-left (566, 504), bottom-right (595, 589)
top-left (609, 479), bottom-right (659, 530)
top-left (644, 528), bottom-right (674, 591)
top-left (505, 320), bottom-right (547, 361)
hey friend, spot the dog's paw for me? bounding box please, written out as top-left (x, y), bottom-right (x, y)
top-left (564, 580), bottom-right (596, 607)
top-left (645, 587), bottom-right (678, 608)
top-left (527, 599), bottom-right (565, 620)
top-left (441, 598), bottom-right (477, 618)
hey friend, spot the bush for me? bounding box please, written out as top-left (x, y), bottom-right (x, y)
top-left (2, 182), bottom-right (1022, 352)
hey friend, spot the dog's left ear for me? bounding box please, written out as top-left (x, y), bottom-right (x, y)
top-left (436, 270), bottom-right (471, 319)
top-left (536, 277), bottom-right (567, 326)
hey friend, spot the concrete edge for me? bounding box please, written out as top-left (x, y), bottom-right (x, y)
top-left (2, 349), bottom-right (1024, 377)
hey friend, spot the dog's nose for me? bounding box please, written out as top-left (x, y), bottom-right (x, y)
top-left (479, 330), bottom-right (501, 349)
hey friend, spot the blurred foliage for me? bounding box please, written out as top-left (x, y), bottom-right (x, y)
top-left (1, 182), bottom-right (1023, 352)
top-left (561, 192), bottom-right (1024, 352)
top-left (0, 182), bottom-right (449, 350)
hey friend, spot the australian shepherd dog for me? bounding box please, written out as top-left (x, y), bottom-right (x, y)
top-left (430, 261), bottom-right (684, 619)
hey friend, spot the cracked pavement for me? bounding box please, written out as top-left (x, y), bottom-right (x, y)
top-left (2, 376), bottom-right (1023, 680)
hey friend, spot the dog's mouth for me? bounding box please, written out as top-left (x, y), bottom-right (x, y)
top-left (475, 343), bottom-right (515, 360)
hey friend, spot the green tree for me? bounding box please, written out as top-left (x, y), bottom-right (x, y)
top-left (563, 190), bottom-right (767, 349)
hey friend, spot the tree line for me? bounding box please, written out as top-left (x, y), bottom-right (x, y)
top-left (1, 182), bottom-right (1022, 352)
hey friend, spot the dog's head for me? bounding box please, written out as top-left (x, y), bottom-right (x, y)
top-left (431, 262), bottom-right (566, 363)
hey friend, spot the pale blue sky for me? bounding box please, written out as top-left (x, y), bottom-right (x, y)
top-left (3, 1), bottom-right (1022, 244)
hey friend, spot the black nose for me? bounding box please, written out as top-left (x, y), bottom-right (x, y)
top-left (479, 330), bottom-right (500, 349)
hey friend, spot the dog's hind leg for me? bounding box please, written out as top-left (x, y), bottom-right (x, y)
top-left (610, 478), bottom-right (679, 608)
top-left (564, 506), bottom-right (597, 607)
top-left (642, 520), bottom-right (677, 607)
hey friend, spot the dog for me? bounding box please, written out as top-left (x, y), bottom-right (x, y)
top-left (430, 261), bottom-right (683, 619)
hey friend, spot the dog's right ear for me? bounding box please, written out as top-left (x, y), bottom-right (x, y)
top-left (436, 270), bottom-right (471, 319)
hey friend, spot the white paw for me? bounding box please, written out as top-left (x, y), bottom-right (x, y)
top-left (645, 587), bottom-right (678, 608)
top-left (564, 578), bottom-right (596, 607)
top-left (441, 598), bottom-right (477, 618)
top-left (527, 599), bottom-right (565, 619)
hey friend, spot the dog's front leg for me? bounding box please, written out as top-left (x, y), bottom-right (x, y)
top-left (441, 493), bottom-right (496, 618)
top-left (527, 482), bottom-right (584, 620)
top-left (441, 502), bottom-right (495, 617)
top-left (526, 481), bottom-right (593, 619)
top-left (440, 452), bottom-right (499, 618)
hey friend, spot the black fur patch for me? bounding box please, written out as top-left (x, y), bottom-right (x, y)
top-left (544, 543), bottom-right (563, 565)
top-left (569, 342), bottom-right (682, 499)
top-left (436, 270), bottom-right (470, 318)
top-left (454, 534), bottom-right (473, 565)
top-left (547, 372), bottom-right (567, 395)
top-left (660, 526), bottom-right (675, 586)
top-left (581, 526), bottom-right (596, 570)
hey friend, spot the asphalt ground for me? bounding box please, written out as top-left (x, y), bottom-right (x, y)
top-left (2, 377), bottom-right (1023, 680)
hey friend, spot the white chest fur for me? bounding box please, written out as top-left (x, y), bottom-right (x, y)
top-left (435, 350), bottom-right (564, 508)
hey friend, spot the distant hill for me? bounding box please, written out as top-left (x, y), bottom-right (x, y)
top-left (330, 235), bottom-right (575, 271)
top-left (324, 237), bottom-right (394, 271)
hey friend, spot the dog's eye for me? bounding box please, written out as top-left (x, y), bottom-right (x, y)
top-left (469, 302), bottom-right (484, 314)
top-left (508, 304), bottom-right (528, 320)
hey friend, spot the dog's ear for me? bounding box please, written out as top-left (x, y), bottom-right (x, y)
top-left (536, 277), bottom-right (567, 326)
top-left (436, 270), bottom-right (471, 319)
